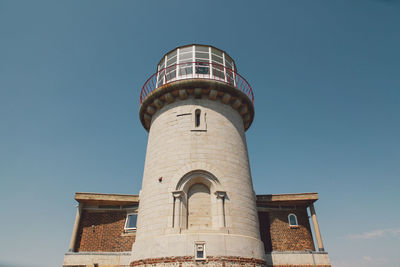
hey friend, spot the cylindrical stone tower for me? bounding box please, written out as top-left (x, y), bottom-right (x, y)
top-left (131, 44), bottom-right (264, 266)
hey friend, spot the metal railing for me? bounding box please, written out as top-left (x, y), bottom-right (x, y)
top-left (140, 62), bottom-right (254, 104)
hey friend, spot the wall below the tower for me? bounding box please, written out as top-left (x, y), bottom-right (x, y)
top-left (130, 233), bottom-right (265, 261)
top-left (63, 193), bottom-right (331, 267)
top-left (129, 253), bottom-right (330, 267)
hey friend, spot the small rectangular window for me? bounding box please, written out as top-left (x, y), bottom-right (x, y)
top-left (195, 52), bottom-right (209, 60)
top-left (195, 242), bottom-right (206, 260)
top-left (125, 213), bottom-right (137, 230)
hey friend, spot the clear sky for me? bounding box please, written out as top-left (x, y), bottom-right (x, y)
top-left (0, 1), bottom-right (399, 266)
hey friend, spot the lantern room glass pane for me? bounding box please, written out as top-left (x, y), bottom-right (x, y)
top-left (211, 54), bottom-right (223, 64)
top-left (226, 69), bottom-right (234, 85)
top-left (195, 52), bottom-right (209, 60)
top-left (225, 55), bottom-right (234, 70)
top-left (195, 62), bottom-right (209, 74)
top-left (179, 63), bottom-right (192, 75)
top-left (158, 58), bottom-right (165, 70)
top-left (211, 48), bottom-right (223, 57)
top-left (179, 52), bottom-right (193, 61)
top-left (167, 50), bottom-right (177, 58)
top-left (166, 70), bottom-right (176, 81)
top-left (212, 67), bottom-right (224, 79)
top-left (157, 69), bottom-right (165, 87)
top-left (180, 46), bottom-right (192, 53)
top-left (195, 45), bottom-right (209, 52)
top-left (167, 56), bottom-right (176, 67)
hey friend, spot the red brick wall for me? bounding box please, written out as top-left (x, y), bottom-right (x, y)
top-left (75, 210), bottom-right (135, 252)
top-left (267, 207), bottom-right (315, 251)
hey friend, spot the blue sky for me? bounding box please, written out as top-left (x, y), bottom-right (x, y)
top-left (0, 1), bottom-right (399, 266)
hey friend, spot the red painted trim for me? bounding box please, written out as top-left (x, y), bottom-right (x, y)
top-left (139, 62), bottom-right (254, 105)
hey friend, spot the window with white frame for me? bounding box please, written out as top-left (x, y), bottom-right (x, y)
top-left (125, 213), bottom-right (137, 231)
top-left (288, 213), bottom-right (298, 227)
top-left (194, 242), bottom-right (206, 260)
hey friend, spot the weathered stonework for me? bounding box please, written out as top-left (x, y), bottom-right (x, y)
top-left (130, 256), bottom-right (266, 267)
top-left (131, 95), bottom-right (265, 262)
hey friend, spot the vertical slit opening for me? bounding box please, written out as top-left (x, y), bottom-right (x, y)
top-left (195, 109), bottom-right (201, 127)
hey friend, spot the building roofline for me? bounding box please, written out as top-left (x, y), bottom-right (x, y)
top-left (73, 192), bottom-right (317, 206)
top-left (74, 192), bottom-right (139, 205)
top-left (256, 192), bottom-right (319, 206)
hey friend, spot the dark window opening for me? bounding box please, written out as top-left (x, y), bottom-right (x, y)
top-left (195, 109), bottom-right (201, 127)
top-left (197, 250), bottom-right (204, 259)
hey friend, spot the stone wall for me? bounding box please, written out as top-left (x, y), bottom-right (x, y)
top-left (63, 252), bottom-right (131, 267)
top-left (130, 256), bottom-right (266, 267)
top-left (131, 97), bottom-right (265, 261)
top-left (128, 253), bottom-right (330, 267)
top-left (75, 210), bottom-right (135, 252)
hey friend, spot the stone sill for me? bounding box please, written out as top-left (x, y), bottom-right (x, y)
top-left (122, 229), bottom-right (136, 236)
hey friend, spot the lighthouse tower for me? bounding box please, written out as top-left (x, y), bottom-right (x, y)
top-left (131, 44), bottom-right (265, 266)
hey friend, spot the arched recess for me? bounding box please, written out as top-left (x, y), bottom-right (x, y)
top-left (170, 170), bottom-right (226, 231)
top-left (175, 170), bottom-right (221, 193)
top-left (187, 183), bottom-right (211, 229)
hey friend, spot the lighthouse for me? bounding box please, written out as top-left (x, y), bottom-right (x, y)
top-left (63, 44), bottom-right (331, 267)
top-left (131, 44), bottom-right (264, 265)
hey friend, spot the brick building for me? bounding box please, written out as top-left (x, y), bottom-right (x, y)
top-left (63, 44), bottom-right (331, 267)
